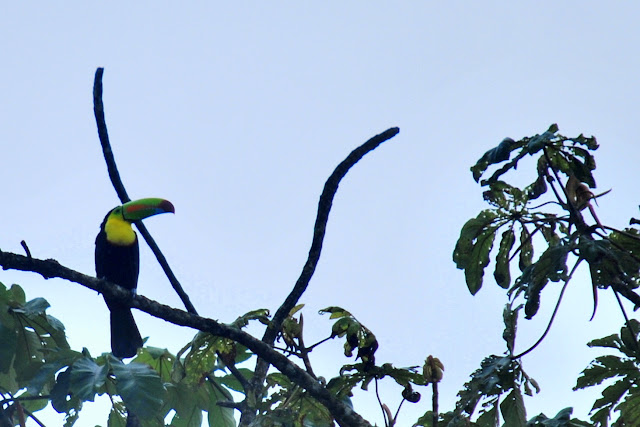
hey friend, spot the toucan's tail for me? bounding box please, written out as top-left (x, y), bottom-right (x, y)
top-left (109, 305), bottom-right (143, 358)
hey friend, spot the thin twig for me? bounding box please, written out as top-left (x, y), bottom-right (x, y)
top-left (92, 68), bottom-right (198, 315)
top-left (20, 240), bottom-right (32, 260)
top-left (375, 378), bottom-right (388, 426)
top-left (23, 407), bottom-right (46, 427)
top-left (392, 398), bottom-right (406, 426)
top-left (297, 314), bottom-right (317, 379)
top-left (307, 336), bottom-right (333, 352)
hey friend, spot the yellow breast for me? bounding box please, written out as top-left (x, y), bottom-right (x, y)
top-left (104, 216), bottom-right (137, 246)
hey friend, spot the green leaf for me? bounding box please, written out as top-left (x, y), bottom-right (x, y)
top-left (494, 228), bottom-right (515, 289)
top-left (518, 226), bottom-right (534, 272)
top-left (319, 306), bottom-right (352, 319)
top-left (526, 407), bottom-right (591, 426)
top-left (70, 357), bottom-right (108, 401)
top-left (456, 355), bottom-right (513, 416)
top-left (230, 309), bottom-right (270, 328)
top-left (107, 406), bottom-right (127, 427)
top-left (22, 297), bottom-right (50, 316)
top-left (471, 137), bottom-right (517, 182)
top-left (574, 355), bottom-right (637, 390)
top-left (218, 368), bottom-right (252, 393)
top-left (8, 284), bottom-right (26, 305)
top-left (500, 389), bottom-right (526, 427)
top-left (521, 243), bottom-right (570, 319)
top-left (502, 303), bottom-right (522, 354)
top-left (527, 128), bottom-right (556, 155)
top-left (0, 302), bottom-right (17, 373)
top-left (170, 407), bottom-right (203, 427)
top-left (206, 380), bottom-right (236, 427)
top-left (453, 210), bottom-right (499, 295)
top-left (617, 389), bottom-right (640, 426)
top-left (111, 358), bottom-right (165, 419)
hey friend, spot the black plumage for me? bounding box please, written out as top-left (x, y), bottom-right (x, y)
top-left (95, 212), bottom-right (143, 358)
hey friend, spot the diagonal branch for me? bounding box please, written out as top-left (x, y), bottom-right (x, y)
top-left (264, 126), bottom-right (399, 345)
top-left (0, 250), bottom-right (371, 427)
top-left (93, 67), bottom-right (198, 315)
top-left (240, 127), bottom-right (399, 425)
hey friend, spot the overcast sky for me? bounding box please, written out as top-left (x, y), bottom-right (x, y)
top-left (2, 3), bottom-right (640, 426)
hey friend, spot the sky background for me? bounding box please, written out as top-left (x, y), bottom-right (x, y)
top-left (2, 2), bottom-right (640, 426)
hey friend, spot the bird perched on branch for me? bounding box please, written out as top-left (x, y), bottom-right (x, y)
top-left (95, 198), bottom-right (174, 358)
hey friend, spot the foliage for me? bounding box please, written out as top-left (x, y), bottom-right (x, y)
top-left (453, 124), bottom-right (640, 425)
top-left (3, 123), bottom-right (640, 426)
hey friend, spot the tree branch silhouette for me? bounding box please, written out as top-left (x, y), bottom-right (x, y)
top-left (93, 67), bottom-right (198, 315)
top-left (0, 250), bottom-right (371, 427)
top-left (241, 126), bottom-right (400, 425)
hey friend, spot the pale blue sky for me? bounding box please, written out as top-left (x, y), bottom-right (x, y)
top-left (2, 3), bottom-right (640, 425)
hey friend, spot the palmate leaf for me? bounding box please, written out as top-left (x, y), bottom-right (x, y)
top-left (69, 357), bottom-right (108, 402)
top-left (111, 357), bottom-right (165, 419)
top-left (574, 355), bottom-right (637, 391)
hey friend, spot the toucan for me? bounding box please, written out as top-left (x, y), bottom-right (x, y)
top-left (95, 198), bottom-right (175, 358)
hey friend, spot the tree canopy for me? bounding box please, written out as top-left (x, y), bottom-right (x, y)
top-left (1, 72), bottom-right (640, 427)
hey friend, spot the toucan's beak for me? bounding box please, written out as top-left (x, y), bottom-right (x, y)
top-left (121, 198), bottom-right (175, 222)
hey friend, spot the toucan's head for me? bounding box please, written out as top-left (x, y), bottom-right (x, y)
top-left (103, 198), bottom-right (175, 246)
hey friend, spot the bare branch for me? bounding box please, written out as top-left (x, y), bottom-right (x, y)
top-left (92, 68), bottom-right (198, 315)
top-left (241, 127), bottom-right (399, 425)
top-left (265, 127), bottom-right (399, 344)
top-left (0, 250), bottom-right (371, 427)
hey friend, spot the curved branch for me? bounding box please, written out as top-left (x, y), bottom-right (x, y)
top-left (92, 68), bottom-right (198, 315)
top-left (265, 127), bottom-right (399, 344)
top-left (240, 127), bottom-right (399, 425)
top-left (0, 250), bottom-right (371, 427)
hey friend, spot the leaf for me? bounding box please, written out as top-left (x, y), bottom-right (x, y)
top-left (519, 226), bottom-right (534, 272)
top-left (206, 380), bottom-right (236, 427)
top-left (500, 389), bottom-right (526, 427)
top-left (574, 355), bottom-right (636, 391)
top-left (230, 309), bottom-right (270, 328)
top-left (494, 228), bottom-right (515, 289)
top-left (0, 302), bottom-right (17, 373)
top-left (319, 306), bottom-right (352, 319)
top-left (111, 358), bottom-right (165, 419)
top-left (453, 210), bottom-right (499, 295)
top-left (527, 128), bottom-right (556, 155)
top-left (526, 407), bottom-right (591, 426)
top-left (521, 243), bottom-right (570, 319)
top-left (22, 297), bottom-right (50, 316)
top-left (170, 407), bottom-right (203, 427)
top-left (218, 368), bottom-right (253, 393)
top-left (471, 137), bottom-right (517, 182)
top-left (456, 355), bottom-right (514, 416)
top-left (69, 357), bottom-right (108, 402)
top-left (502, 303), bottom-right (522, 354)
